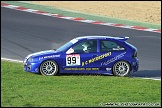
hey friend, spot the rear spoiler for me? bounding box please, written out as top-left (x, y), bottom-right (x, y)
top-left (117, 36), bottom-right (129, 42)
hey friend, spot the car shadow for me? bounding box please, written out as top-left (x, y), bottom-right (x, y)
top-left (129, 70), bottom-right (161, 78)
top-left (58, 70), bottom-right (161, 78)
top-left (36, 70), bottom-right (161, 78)
top-left (58, 73), bottom-right (108, 76)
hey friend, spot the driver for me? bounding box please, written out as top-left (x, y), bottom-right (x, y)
top-left (82, 41), bottom-right (97, 53)
top-left (82, 41), bottom-right (92, 52)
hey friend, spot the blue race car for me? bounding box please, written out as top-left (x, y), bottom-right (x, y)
top-left (23, 36), bottom-right (139, 77)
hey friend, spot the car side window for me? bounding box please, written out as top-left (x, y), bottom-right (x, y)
top-left (100, 40), bottom-right (125, 52)
top-left (72, 40), bottom-right (97, 53)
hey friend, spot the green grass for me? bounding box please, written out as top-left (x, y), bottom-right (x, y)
top-left (1, 61), bottom-right (161, 107)
top-left (2, 1), bottom-right (161, 29)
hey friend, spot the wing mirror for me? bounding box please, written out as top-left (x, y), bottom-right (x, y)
top-left (66, 48), bottom-right (74, 54)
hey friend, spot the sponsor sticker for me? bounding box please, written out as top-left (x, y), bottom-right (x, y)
top-left (64, 67), bottom-right (99, 71)
top-left (82, 52), bottom-right (111, 66)
top-left (39, 55), bottom-right (60, 60)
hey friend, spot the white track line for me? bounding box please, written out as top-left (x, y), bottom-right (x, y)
top-left (139, 77), bottom-right (161, 81)
top-left (1, 58), bottom-right (23, 63)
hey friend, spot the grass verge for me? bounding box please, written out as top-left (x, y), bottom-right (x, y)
top-left (2, 1), bottom-right (161, 29)
top-left (1, 60), bottom-right (161, 107)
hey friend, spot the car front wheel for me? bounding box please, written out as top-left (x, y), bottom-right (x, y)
top-left (113, 61), bottom-right (131, 77)
top-left (40, 60), bottom-right (58, 76)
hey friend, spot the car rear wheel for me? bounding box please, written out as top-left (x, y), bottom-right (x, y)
top-left (40, 60), bottom-right (58, 76)
top-left (113, 61), bottom-right (131, 77)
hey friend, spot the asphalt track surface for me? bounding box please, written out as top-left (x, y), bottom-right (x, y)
top-left (1, 7), bottom-right (161, 80)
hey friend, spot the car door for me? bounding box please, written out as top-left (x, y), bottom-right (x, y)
top-left (63, 40), bottom-right (99, 73)
top-left (92, 39), bottom-right (126, 73)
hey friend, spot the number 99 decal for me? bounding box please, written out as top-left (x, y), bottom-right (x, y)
top-left (66, 54), bottom-right (80, 66)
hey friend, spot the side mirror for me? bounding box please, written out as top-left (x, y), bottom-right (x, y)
top-left (66, 48), bottom-right (74, 54)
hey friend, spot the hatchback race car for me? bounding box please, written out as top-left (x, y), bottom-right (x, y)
top-left (23, 36), bottom-right (139, 77)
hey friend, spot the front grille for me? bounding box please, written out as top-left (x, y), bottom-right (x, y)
top-left (27, 65), bottom-right (31, 71)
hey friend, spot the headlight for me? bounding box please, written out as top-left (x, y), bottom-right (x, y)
top-left (28, 57), bottom-right (34, 62)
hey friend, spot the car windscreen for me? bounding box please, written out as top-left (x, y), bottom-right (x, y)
top-left (56, 41), bottom-right (73, 52)
top-left (56, 38), bottom-right (79, 52)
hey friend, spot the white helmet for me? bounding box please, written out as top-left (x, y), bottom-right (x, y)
top-left (82, 42), bottom-right (91, 52)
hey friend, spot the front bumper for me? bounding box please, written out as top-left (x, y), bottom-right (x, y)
top-left (23, 61), bottom-right (40, 73)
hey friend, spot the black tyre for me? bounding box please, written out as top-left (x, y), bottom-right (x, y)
top-left (113, 60), bottom-right (131, 77)
top-left (40, 60), bottom-right (58, 76)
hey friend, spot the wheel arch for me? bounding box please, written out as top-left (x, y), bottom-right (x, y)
top-left (111, 59), bottom-right (132, 71)
top-left (39, 59), bottom-right (60, 74)
top-left (112, 59), bottom-right (132, 76)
